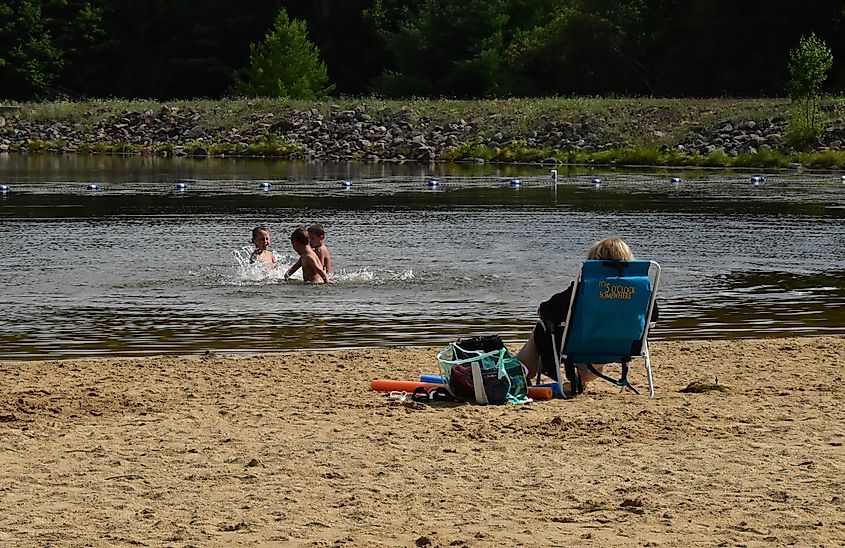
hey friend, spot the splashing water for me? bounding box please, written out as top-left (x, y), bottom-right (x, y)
top-left (230, 247), bottom-right (415, 285)
top-left (231, 246), bottom-right (287, 283)
top-left (331, 267), bottom-right (415, 284)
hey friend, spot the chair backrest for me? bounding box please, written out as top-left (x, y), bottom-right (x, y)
top-left (561, 259), bottom-right (659, 364)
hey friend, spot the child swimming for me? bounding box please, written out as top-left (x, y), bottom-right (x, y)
top-left (285, 227), bottom-right (328, 283)
top-left (307, 223), bottom-right (333, 274)
top-left (250, 226), bottom-right (277, 267)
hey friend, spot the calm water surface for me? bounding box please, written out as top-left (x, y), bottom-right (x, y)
top-left (1, 155), bottom-right (843, 360)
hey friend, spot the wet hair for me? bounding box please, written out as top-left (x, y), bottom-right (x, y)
top-left (290, 227), bottom-right (309, 244)
top-left (587, 237), bottom-right (634, 261)
top-left (307, 223), bottom-right (325, 237)
top-left (252, 226), bottom-right (269, 240)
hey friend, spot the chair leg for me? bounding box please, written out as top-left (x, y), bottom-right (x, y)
top-left (550, 333), bottom-right (565, 397)
top-left (643, 342), bottom-right (655, 397)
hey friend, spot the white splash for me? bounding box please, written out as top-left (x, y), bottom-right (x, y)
top-left (229, 247), bottom-right (415, 286)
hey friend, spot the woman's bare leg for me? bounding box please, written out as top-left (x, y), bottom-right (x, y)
top-left (577, 364), bottom-right (604, 387)
top-left (516, 333), bottom-right (540, 380)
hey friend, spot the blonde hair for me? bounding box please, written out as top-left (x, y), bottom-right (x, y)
top-left (587, 237), bottom-right (634, 261)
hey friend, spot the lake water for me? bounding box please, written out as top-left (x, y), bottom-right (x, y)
top-left (1, 155), bottom-right (843, 360)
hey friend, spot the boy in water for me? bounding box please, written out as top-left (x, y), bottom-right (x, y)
top-left (285, 227), bottom-right (328, 283)
top-left (250, 226), bottom-right (277, 267)
top-left (307, 223), bottom-right (333, 274)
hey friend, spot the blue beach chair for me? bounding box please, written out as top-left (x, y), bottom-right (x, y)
top-left (544, 259), bottom-right (661, 397)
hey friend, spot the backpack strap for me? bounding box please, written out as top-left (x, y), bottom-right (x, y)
top-left (470, 361), bottom-right (488, 404)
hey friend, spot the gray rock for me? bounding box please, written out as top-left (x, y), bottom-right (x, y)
top-left (416, 147), bottom-right (435, 162)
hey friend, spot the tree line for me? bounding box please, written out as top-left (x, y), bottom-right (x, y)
top-left (2, 0), bottom-right (845, 101)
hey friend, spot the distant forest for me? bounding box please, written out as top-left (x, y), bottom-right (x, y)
top-left (2, 0), bottom-right (845, 100)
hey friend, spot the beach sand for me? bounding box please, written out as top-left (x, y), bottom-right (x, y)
top-left (1, 337), bottom-right (844, 547)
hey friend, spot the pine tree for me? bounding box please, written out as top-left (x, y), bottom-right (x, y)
top-left (232, 7), bottom-right (331, 99)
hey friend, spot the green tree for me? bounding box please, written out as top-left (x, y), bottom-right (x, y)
top-left (0, 0), bottom-right (62, 99)
top-left (374, 0), bottom-right (509, 97)
top-left (232, 7), bottom-right (331, 99)
top-left (787, 32), bottom-right (833, 146)
top-left (504, 1), bottom-right (646, 96)
top-left (49, 0), bottom-right (103, 95)
top-left (0, 0), bottom-right (103, 99)
top-left (58, 1), bottom-right (283, 98)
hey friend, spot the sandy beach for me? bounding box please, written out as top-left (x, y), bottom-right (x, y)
top-left (1, 337), bottom-right (843, 547)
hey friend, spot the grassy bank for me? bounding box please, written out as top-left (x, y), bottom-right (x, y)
top-left (4, 97), bottom-right (845, 168)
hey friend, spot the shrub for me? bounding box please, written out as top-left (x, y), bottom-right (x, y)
top-left (800, 150), bottom-right (845, 169)
top-left (786, 33), bottom-right (833, 149)
top-left (702, 148), bottom-right (730, 167)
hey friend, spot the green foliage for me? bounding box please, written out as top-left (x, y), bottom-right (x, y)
top-left (788, 33), bottom-right (833, 101)
top-left (246, 131), bottom-right (300, 156)
top-left (732, 148), bottom-right (788, 168)
top-left (0, 1), bottom-right (104, 99)
top-left (504, 2), bottom-right (644, 96)
top-left (787, 33), bottom-right (833, 148)
top-left (493, 139), bottom-right (544, 162)
top-left (231, 8), bottom-right (332, 99)
top-left (799, 149), bottom-right (845, 169)
top-left (619, 146), bottom-right (662, 166)
top-left (284, 0), bottom-right (416, 95)
top-left (374, 0), bottom-right (509, 97)
top-left (441, 138), bottom-right (496, 161)
top-left (0, 1), bottom-right (62, 99)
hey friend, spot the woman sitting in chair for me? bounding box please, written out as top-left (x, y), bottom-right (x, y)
top-left (516, 237), bottom-right (658, 392)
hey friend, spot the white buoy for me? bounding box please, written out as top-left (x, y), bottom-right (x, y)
top-left (550, 169), bottom-right (558, 182)
top-left (0, 184), bottom-right (10, 194)
top-left (175, 182), bottom-right (188, 191)
top-left (427, 179), bottom-right (440, 188)
top-left (840, 175), bottom-right (845, 182)
top-left (751, 176), bottom-right (765, 184)
top-left (259, 181), bottom-right (272, 191)
top-left (86, 183), bottom-right (101, 191)
top-left (591, 178), bottom-right (603, 186)
top-left (671, 177), bottom-right (682, 183)
top-left (509, 178), bottom-right (522, 187)
top-left (340, 180), bottom-right (352, 188)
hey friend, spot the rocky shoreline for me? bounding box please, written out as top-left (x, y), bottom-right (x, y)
top-left (2, 101), bottom-right (845, 164)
